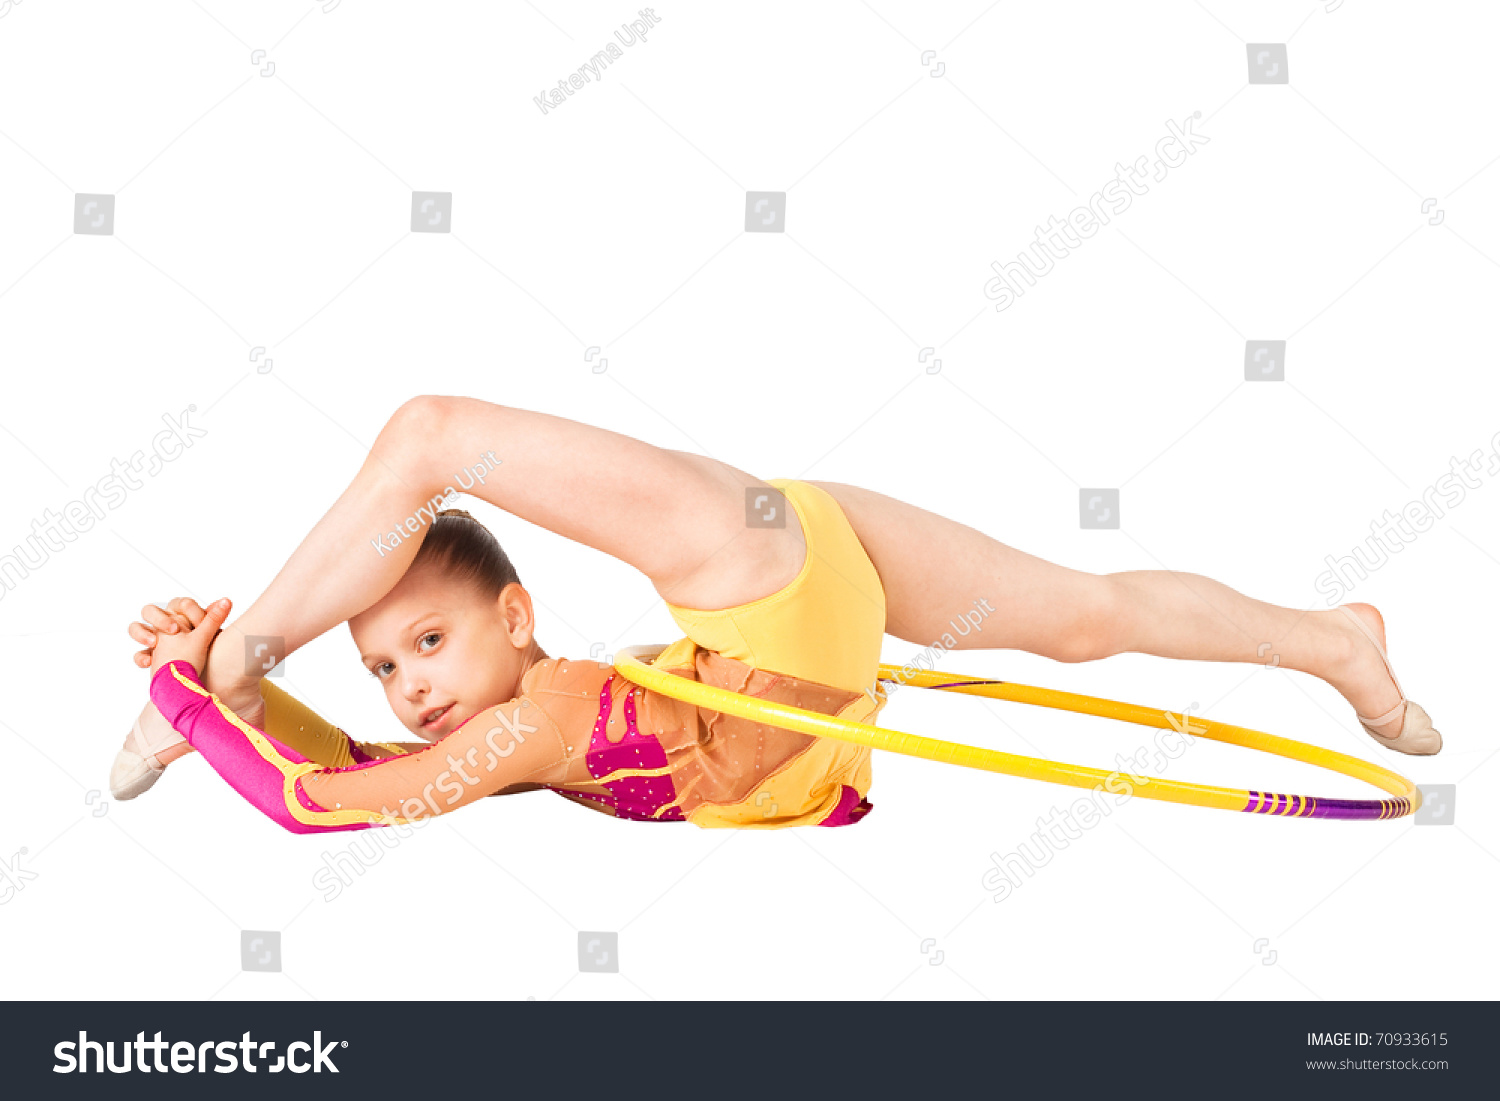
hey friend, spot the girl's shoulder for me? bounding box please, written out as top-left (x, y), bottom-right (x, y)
top-left (518, 655), bottom-right (615, 703)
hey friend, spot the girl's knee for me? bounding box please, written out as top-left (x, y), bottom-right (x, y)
top-left (1057, 575), bottom-right (1122, 663)
top-left (391, 395), bottom-right (452, 438)
top-left (374, 396), bottom-right (453, 479)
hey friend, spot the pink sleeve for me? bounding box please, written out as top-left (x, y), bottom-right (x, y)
top-left (149, 660), bottom-right (374, 835)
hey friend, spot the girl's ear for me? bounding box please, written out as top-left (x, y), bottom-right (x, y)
top-left (499, 583), bottom-right (537, 644)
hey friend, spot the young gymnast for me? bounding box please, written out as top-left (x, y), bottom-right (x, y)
top-left (114, 396), bottom-right (1441, 832)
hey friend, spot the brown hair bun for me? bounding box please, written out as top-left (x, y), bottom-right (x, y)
top-left (409, 508), bottom-right (521, 599)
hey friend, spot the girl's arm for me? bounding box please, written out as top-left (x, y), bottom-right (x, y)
top-left (260, 677), bottom-right (418, 765)
top-left (150, 659), bottom-right (575, 833)
top-left (261, 676), bottom-right (546, 799)
top-left (202, 396), bottom-right (792, 719)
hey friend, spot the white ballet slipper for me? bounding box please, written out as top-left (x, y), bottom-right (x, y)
top-left (1337, 605), bottom-right (1442, 756)
top-left (109, 713), bottom-right (184, 800)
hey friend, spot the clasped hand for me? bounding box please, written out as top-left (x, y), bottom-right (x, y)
top-left (129, 596), bottom-right (234, 679)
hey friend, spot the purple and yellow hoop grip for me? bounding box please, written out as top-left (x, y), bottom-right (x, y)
top-left (612, 646), bottom-right (1421, 820)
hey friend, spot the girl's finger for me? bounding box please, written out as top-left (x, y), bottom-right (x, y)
top-left (128, 622), bottom-right (158, 647)
top-left (134, 650), bottom-right (152, 667)
top-left (168, 598), bottom-right (208, 627)
top-left (141, 604), bottom-right (181, 635)
top-left (199, 598), bottom-right (232, 631)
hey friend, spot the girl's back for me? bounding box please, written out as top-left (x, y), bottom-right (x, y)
top-left (522, 645), bottom-right (884, 829)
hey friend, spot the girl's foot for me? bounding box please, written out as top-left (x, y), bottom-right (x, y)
top-left (109, 701), bottom-right (195, 800)
top-left (1324, 603), bottom-right (1441, 755)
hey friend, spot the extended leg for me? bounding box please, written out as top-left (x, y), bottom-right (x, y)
top-left (807, 479), bottom-right (1137, 664)
top-left (807, 480), bottom-right (1407, 740)
top-left (1101, 570), bottom-right (1342, 673)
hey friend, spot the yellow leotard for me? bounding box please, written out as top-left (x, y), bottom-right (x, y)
top-left (647, 479), bottom-right (888, 827)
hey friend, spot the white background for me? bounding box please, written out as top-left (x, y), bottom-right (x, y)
top-left (0, 0), bottom-right (1496, 1001)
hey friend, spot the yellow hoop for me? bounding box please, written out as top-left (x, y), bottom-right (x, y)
top-left (611, 645), bottom-right (1422, 820)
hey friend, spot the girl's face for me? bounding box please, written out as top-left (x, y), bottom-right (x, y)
top-left (348, 562), bottom-right (541, 740)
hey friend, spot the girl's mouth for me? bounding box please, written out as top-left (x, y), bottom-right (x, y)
top-left (420, 703), bottom-right (455, 731)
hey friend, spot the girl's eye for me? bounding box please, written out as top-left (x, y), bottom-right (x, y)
top-left (368, 633), bottom-right (438, 678)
